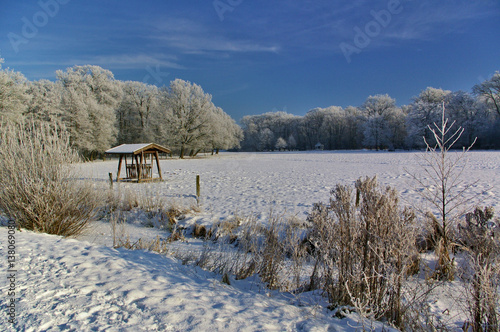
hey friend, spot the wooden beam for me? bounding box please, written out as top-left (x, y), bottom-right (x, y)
top-left (140, 152), bottom-right (144, 179)
top-left (155, 151), bottom-right (162, 180)
top-left (135, 154), bottom-right (141, 181)
top-left (117, 155), bottom-right (123, 182)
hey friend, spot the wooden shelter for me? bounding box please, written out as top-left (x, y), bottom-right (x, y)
top-left (105, 143), bottom-right (171, 182)
top-left (315, 142), bottom-right (324, 151)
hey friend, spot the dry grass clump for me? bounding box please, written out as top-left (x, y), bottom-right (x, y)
top-left (193, 213), bottom-right (310, 292)
top-left (207, 215), bottom-right (243, 243)
top-left (0, 121), bottom-right (102, 237)
top-left (115, 235), bottom-right (169, 253)
top-left (111, 209), bottom-right (185, 253)
top-left (307, 176), bottom-right (420, 329)
top-left (136, 195), bottom-right (193, 227)
top-left (193, 223), bottom-right (207, 238)
top-left (105, 188), bottom-right (198, 233)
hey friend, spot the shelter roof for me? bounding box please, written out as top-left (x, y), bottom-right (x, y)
top-left (105, 143), bottom-right (171, 155)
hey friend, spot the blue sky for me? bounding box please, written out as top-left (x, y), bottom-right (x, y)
top-left (1, 0), bottom-right (499, 121)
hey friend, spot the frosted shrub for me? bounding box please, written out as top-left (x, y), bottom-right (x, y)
top-left (308, 176), bottom-right (419, 329)
top-left (459, 207), bottom-right (500, 331)
top-left (0, 121), bottom-right (101, 236)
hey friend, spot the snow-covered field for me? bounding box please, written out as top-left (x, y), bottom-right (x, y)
top-left (2, 151), bottom-right (499, 331)
top-left (81, 150), bottom-right (500, 228)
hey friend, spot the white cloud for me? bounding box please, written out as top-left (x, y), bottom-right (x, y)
top-left (148, 18), bottom-right (280, 55)
top-left (7, 54), bottom-right (185, 72)
top-left (77, 54), bottom-right (185, 70)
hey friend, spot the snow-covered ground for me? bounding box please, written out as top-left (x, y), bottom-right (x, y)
top-left (3, 230), bottom-right (400, 332)
top-left (2, 151), bottom-right (499, 331)
top-left (82, 150), bottom-right (500, 228)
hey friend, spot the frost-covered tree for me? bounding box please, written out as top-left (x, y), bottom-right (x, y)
top-left (259, 128), bottom-right (274, 151)
top-left (406, 87), bottom-right (451, 148)
top-left (57, 65), bottom-right (122, 155)
top-left (25, 80), bottom-right (63, 124)
top-left (473, 72), bottom-right (500, 117)
top-left (117, 81), bottom-right (159, 144)
top-left (343, 106), bottom-right (364, 149)
top-left (206, 106), bottom-right (243, 154)
top-left (241, 107), bottom-right (365, 151)
top-left (301, 109), bottom-right (325, 150)
top-left (265, 111), bottom-right (298, 142)
top-left (287, 134), bottom-right (297, 150)
top-left (275, 137), bottom-right (287, 151)
top-left (161, 79), bottom-right (214, 158)
top-left (385, 107), bottom-right (407, 150)
top-left (240, 115), bottom-right (261, 151)
top-left (472, 77), bottom-right (500, 144)
top-left (360, 94), bottom-right (401, 150)
top-left (445, 91), bottom-right (489, 148)
top-left (318, 106), bottom-right (345, 150)
top-left (241, 111), bottom-right (300, 151)
top-left (316, 106), bottom-right (367, 150)
top-left (0, 61), bottom-right (28, 123)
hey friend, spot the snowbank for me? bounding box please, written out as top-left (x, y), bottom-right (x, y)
top-left (1, 230), bottom-right (397, 331)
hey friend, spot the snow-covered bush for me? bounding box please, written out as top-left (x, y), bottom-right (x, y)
top-left (458, 207), bottom-right (500, 331)
top-left (308, 176), bottom-right (419, 329)
top-left (0, 121), bottom-right (101, 236)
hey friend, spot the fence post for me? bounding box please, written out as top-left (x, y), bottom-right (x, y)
top-left (109, 172), bottom-right (114, 189)
top-left (196, 175), bottom-right (200, 205)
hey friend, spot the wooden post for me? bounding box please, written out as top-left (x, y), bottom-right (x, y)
top-left (117, 155), bottom-right (123, 182)
top-left (108, 172), bottom-right (113, 188)
top-left (149, 152), bottom-right (153, 179)
top-left (134, 154), bottom-right (141, 182)
top-left (140, 152), bottom-right (144, 180)
top-left (155, 151), bottom-right (162, 180)
top-left (196, 175), bottom-right (200, 204)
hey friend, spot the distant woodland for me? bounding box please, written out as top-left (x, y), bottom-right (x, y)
top-left (241, 74), bottom-right (500, 151)
top-left (1, 56), bottom-right (499, 156)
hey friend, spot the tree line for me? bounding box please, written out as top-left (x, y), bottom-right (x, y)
top-left (1, 56), bottom-right (499, 154)
top-left (241, 75), bottom-right (500, 151)
top-left (0, 59), bottom-right (243, 158)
